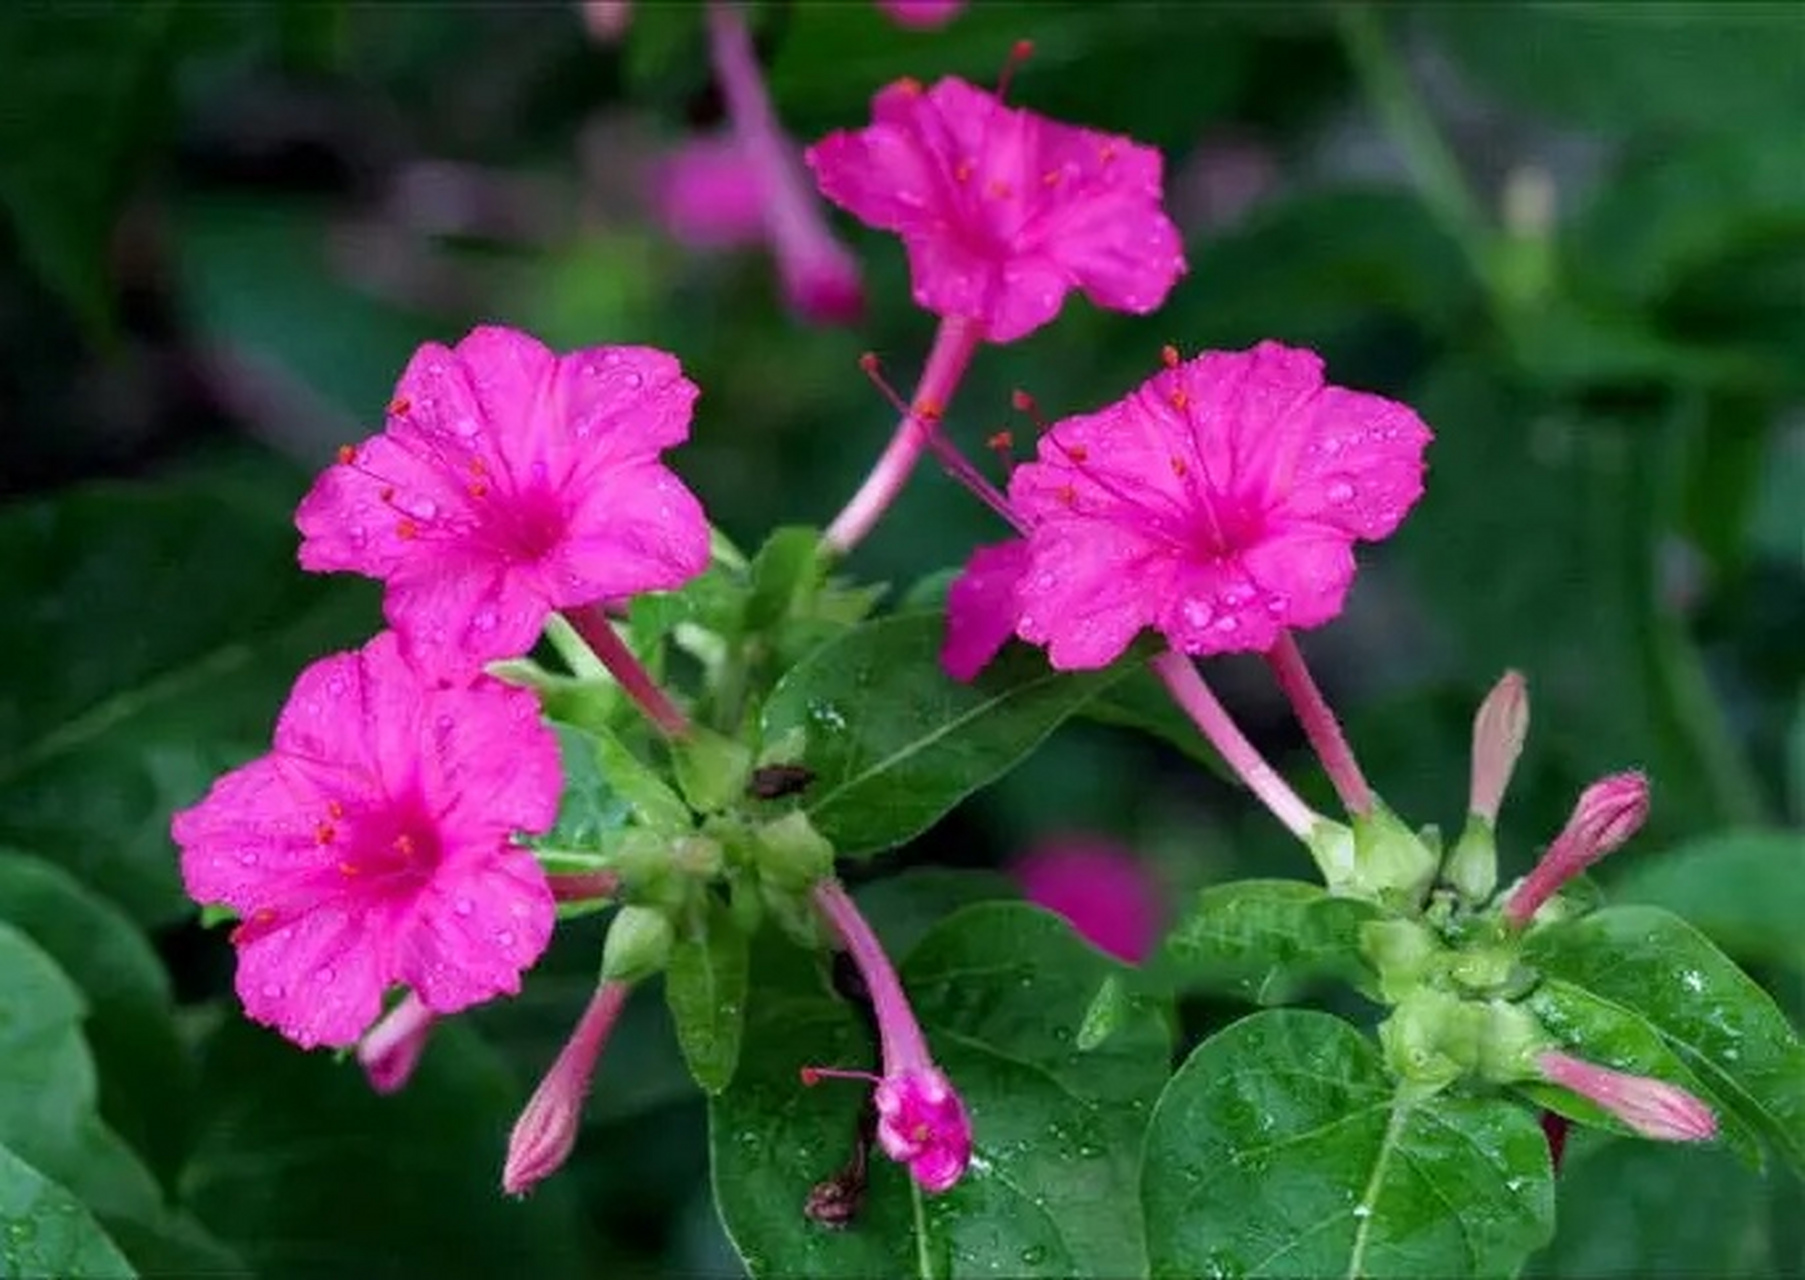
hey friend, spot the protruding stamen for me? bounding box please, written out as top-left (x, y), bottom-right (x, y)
top-left (1010, 388), bottom-right (1049, 434)
top-left (997, 39), bottom-right (1033, 102)
top-left (800, 1065), bottom-right (882, 1087)
top-left (1161, 344), bottom-right (1181, 368)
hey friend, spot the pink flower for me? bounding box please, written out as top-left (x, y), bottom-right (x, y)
top-left (1505, 772), bottom-right (1649, 927)
top-left (806, 76), bottom-right (1185, 343)
top-left (982, 341), bottom-right (1431, 671)
top-left (650, 133), bottom-right (767, 250)
top-left (1470, 670), bottom-right (1530, 825)
top-left (1014, 836), bottom-right (1161, 964)
top-left (171, 631), bottom-right (561, 1049)
top-left (296, 327), bottom-right (710, 678)
top-left (504, 981), bottom-right (632, 1195)
top-left (358, 993), bottom-right (437, 1094)
top-left (1536, 1051), bottom-right (1718, 1143)
top-left (803, 880), bottom-right (972, 1194)
top-left (941, 538), bottom-right (1030, 681)
top-left (878, 0), bottom-right (965, 28)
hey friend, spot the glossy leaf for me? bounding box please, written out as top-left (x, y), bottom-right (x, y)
top-left (1081, 665), bottom-right (1231, 778)
top-left (0, 1144), bottom-right (134, 1280)
top-left (1156, 879), bottom-right (1381, 1004)
top-left (1142, 1009), bottom-right (1555, 1278)
top-left (182, 1018), bottom-right (591, 1280)
top-left (666, 896), bottom-right (752, 1095)
top-left (0, 466), bottom-right (378, 925)
top-left (1526, 905), bottom-right (1805, 1171)
top-left (1609, 830), bottom-right (1805, 970)
top-left (0, 851), bottom-right (193, 1186)
top-left (759, 613), bottom-right (1119, 857)
top-left (712, 903), bottom-right (1173, 1277)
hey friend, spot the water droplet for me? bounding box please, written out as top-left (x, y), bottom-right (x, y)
top-left (239, 852), bottom-right (259, 867)
top-left (316, 965), bottom-right (335, 983)
top-left (1352, 1203), bottom-right (1372, 1219)
top-left (496, 929), bottom-right (516, 948)
top-left (624, 372), bottom-right (644, 389)
top-left (1182, 598), bottom-right (1214, 629)
top-left (261, 981), bottom-right (285, 999)
top-left (403, 495), bottom-right (438, 520)
top-left (1215, 615), bottom-right (1238, 633)
top-left (452, 416), bottom-right (480, 438)
top-left (473, 608), bottom-right (498, 633)
top-left (454, 897), bottom-right (474, 917)
top-left (1327, 480), bottom-right (1355, 504)
top-left (1019, 1245), bottom-right (1049, 1266)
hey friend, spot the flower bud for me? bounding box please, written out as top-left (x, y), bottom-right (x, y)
top-left (673, 726), bottom-right (754, 815)
top-left (1350, 801), bottom-right (1440, 908)
top-left (1444, 815), bottom-right (1499, 906)
top-left (1536, 1051), bottom-right (1718, 1143)
top-left (600, 905), bottom-right (675, 983)
top-left (1378, 990), bottom-right (1478, 1094)
top-left (1506, 772), bottom-right (1649, 927)
top-left (1360, 919), bottom-right (1442, 1003)
top-left (357, 993), bottom-right (435, 1095)
top-left (753, 811), bottom-right (836, 891)
top-left (503, 981), bottom-right (631, 1195)
top-left (1469, 671), bottom-right (1529, 825)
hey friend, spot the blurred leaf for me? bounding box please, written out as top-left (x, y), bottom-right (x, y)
top-left (1520, 978), bottom-right (1760, 1161)
top-left (1610, 830), bottom-right (1805, 972)
top-left (0, 466), bottom-right (378, 925)
top-left (0, 1144), bottom-right (134, 1280)
top-left (1155, 879), bottom-right (1381, 1005)
top-left (1527, 1131), bottom-right (1773, 1278)
top-left (758, 612), bottom-right (1120, 858)
top-left (1081, 664), bottom-right (1231, 779)
top-left (712, 903), bottom-right (1172, 1277)
top-left (182, 1019), bottom-right (591, 1280)
top-left (0, 851), bottom-right (194, 1187)
top-left (665, 896), bottom-right (752, 1095)
top-left (0, 5), bottom-right (176, 333)
top-left (1421, 4), bottom-right (1805, 136)
top-left (1527, 905), bottom-right (1805, 1172)
top-left (853, 866), bottom-right (1018, 960)
top-left (1142, 1009), bottom-right (1555, 1278)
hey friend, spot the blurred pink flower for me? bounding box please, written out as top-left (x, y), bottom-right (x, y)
top-left (807, 75), bottom-right (1185, 343)
top-left (878, 0), bottom-right (965, 29)
top-left (171, 631), bottom-right (560, 1049)
top-left (296, 327), bottom-right (710, 679)
top-left (650, 133), bottom-right (767, 250)
top-left (1014, 836), bottom-right (1161, 965)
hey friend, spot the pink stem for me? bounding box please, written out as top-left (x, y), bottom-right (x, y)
top-left (812, 879), bottom-right (932, 1072)
top-left (706, 2), bottom-right (863, 323)
top-left (1151, 649), bottom-right (1320, 840)
top-left (548, 870), bottom-right (622, 903)
top-left (1264, 631), bottom-right (1372, 815)
top-left (824, 316), bottom-right (984, 553)
top-left (562, 606), bottom-right (691, 739)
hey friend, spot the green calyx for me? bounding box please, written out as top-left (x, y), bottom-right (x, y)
top-left (1444, 814), bottom-right (1499, 905)
top-left (1347, 799), bottom-right (1441, 908)
top-left (601, 904), bottom-right (676, 982)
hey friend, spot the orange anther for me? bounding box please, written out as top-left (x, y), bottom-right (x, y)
top-left (387, 396), bottom-right (411, 416)
top-left (1065, 444), bottom-right (1089, 463)
top-left (468, 481), bottom-right (488, 499)
top-left (894, 76), bottom-right (924, 97)
top-left (1170, 456), bottom-right (1189, 479)
top-left (1161, 344), bottom-right (1181, 368)
top-left (986, 180), bottom-right (1014, 200)
top-left (396, 519), bottom-right (419, 540)
top-left (315, 821), bottom-right (336, 846)
top-left (986, 430), bottom-right (1014, 452)
top-left (1057, 484), bottom-right (1076, 506)
top-left (338, 861), bottom-right (360, 877)
top-left (1170, 390), bottom-right (1190, 411)
top-left (954, 160), bottom-right (973, 183)
top-left (336, 444), bottom-right (356, 465)
top-left (327, 800), bottom-right (345, 819)
top-left (1042, 169), bottom-right (1063, 187)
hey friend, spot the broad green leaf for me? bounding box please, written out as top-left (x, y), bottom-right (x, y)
top-left (712, 903), bottom-right (1173, 1277)
top-left (666, 897), bottom-right (752, 1094)
top-left (759, 612), bottom-right (1118, 857)
top-left (1156, 879), bottom-right (1381, 1004)
top-left (533, 724), bottom-right (635, 853)
top-left (1421, 5), bottom-right (1805, 136)
top-left (566, 722), bottom-right (691, 834)
top-left (0, 466), bottom-right (378, 925)
top-left (0, 851), bottom-right (194, 1186)
top-left (0, 1144), bottom-right (134, 1280)
top-left (0, 5), bottom-right (175, 333)
top-left (854, 868), bottom-right (1019, 961)
top-left (1081, 664), bottom-right (1231, 778)
top-left (182, 1019), bottom-right (591, 1280)
top-left (746, 527), bottom-right (828, 634)
top-left (1142, 1009), bottom-right (1555, 1278)
top-left (1527, 1132), bottom-right (1773, 1278)
top-left (1609, 830), bottom-right (1805, 970)
top-left (1526, 905), bottom-right (1805, 1171)
top-left (1521, 978), bottom-right (1760, 1162)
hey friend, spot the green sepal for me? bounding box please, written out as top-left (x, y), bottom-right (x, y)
top-left (601, 905), bottom-right (676, 983)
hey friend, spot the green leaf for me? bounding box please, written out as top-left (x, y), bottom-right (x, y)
top-left (1421, 5), bottom-right (1805, 136)
top-left (1527, 1132), bottom-right (1774, 1278)
top-left (564, 722), bottom-right (691, 835)
top-left (1521, 978), bottom-right (1760, 1161)
top-left (0, 465), bottom-right (378, 925)
top-left (759, 612), bottom-right (1118, 857)
top-left (0, 851), bottom-right (194, 1187)
top-left (712, 903), bottom-right (1173, 1277)
top-left (1081, 664), bottom-right (1231, 778)
top-left (666, 896), bottom-right (752, 1094)
top-left (0, 5), bottom-right (176, 333)
top-left (1156, 879), bottom-right (1382, 1004)
top-left (1142, 1009), bottom-right (1555, 1278)
top-left (534, 724), bottom-right (635, 852)
top-left (0, 1144), bottom-right (135, 1280)
top-left (1526, 905), bottom-right (1805, 1172)
top-left (182, 1019), bottom-right (592, 1280)
top-left (853, 868), bottom-right (1019, 962)
top-left (1609, 830), bottom-right (1805, 970)
top-left (746, 527), bottom-right (828, 634)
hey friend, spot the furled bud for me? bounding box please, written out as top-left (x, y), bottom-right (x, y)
top-left (1535, 1051), bottom-right (1718, 1143)
top-left (1505, 772), bottom-right (1649, 927)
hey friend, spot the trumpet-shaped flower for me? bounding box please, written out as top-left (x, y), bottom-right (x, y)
top-left (296, 327), bottom-right (709, 677)
top-left (171, 631), bottom-right (560, 1048)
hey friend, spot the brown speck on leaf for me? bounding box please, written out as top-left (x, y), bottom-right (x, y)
top-left (748, 763), bottom-right (816, 800)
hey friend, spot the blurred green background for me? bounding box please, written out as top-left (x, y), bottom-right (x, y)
top-left (0, 3), bottom-right (1800, 1276)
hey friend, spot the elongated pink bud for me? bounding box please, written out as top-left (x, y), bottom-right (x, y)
top-left (1505, 772), bottom-right (1649, 927)
top-left (502, 980), bottom-right (632, 1195)
top-left (878, 0), bottom-right (965, 29)
top-left (357, 993), bottom-right (436, 1095)
top-left (1537, 1051), bottom-right (1718, 1143)
top-left (1470, 671), bottom-right (1529, 824)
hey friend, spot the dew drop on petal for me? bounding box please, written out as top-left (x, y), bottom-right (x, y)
top-left (453, 896), bottom-right (474, 917)
top-left (1327, 480), bottom-right (1356, 504)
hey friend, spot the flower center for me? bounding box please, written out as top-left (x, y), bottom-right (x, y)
top-left (484, 487), bottom-right (568, 564)
top-left (323, 799), bottom-right (446, 896)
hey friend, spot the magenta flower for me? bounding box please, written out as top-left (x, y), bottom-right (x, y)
top-left (1536, 1051), bottom-right (1718, 1143)
top-left (296, 326), bottom-right (710, 678)
top-left (806, 76), bottom-right (1185, 343)
top-left (504, 980), bottom-right (632, 1195)
top-left (171, 631), bottom-right (561, 1049)
top-left (878, 0), bottom-right (965, 28)
top-left (941, 538), bottom-right (1031, 681)
top-left (358, 993), bottom-right (437, 1095)
top-left (1014, 836), bottom-right (1161, 965)
top-left (650, 133), bottom-right (767, 250)
top-left (1505, 772), bottom-right (1650, 927)
top-left (804, 881), bottom-right (972, 1193)
top-left (970, 341), bottom-right (1431, 671)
